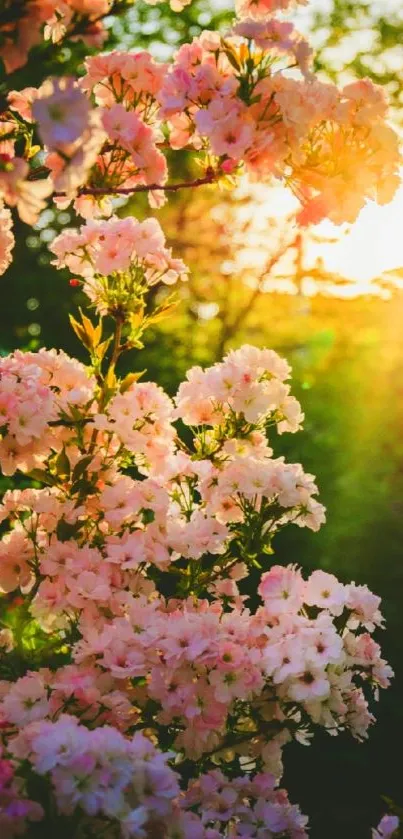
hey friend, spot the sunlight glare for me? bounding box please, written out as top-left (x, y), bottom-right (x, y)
top-left (243, 178), bottom-right (403, 291)
top-left (311, 185), bottom-right (403, 282)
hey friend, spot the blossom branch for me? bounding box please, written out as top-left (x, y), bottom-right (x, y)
top-left (53, 172), bottom-right (219, 198)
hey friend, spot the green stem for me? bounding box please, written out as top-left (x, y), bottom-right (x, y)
top-left (109, 317), bottom-right (123, 374)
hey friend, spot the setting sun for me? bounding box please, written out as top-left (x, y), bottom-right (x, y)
top-left (233, 177), bottom-right (403, 298)
top-left (311, 182), bottom-right (403, 283)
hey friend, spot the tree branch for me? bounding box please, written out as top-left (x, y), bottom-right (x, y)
top-left (216, 233), bottom-right (295, 358)
top-left (53, 173), bottom-right (218, 198)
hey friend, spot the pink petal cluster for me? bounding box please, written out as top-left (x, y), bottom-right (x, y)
top-left (94, 381), bottom-right (176, 475)
top-left (0, 561), bottom-right (392, 797)
top-left (66, 570), bottom-right (389, 755)
top-left (1, 2), bottom-right (401, 231)
top-left (77, 52), bottom-right (171, 210)
top-left (0, 343), bottom-right (324, 608)
top-left (0, 349), bottom-right (96, 476)
top-left (0, 1), bottom-right (55, 74)
top-left (0, 0), bottom-right (113, 74)
top-left (236, 0), bottom-right (308, 17)
top-left (31, 78), bottom-right (106, 204)
top-left (50, 215), bottom-right (188, 314)
top-left (175, 344), bottom-right (301, 429)
top-left (0, 155), bottom-right (51, 226)
top-left (44, 1), bottom-right (112, 47)
top-left (81, 51), bottom-right (167, 114)
top-left (0, 333), bottom-right (393, 833)
top-left (32, 78), bottom-right (91, 149)
top-left (183, 769), bottom-right (308, 836)
top-left (157, 31), bottom-right (399, 225)
top-left (9, 716), bottom-right (179, 836)
top-left (0, 696), bottom-right (307, 837)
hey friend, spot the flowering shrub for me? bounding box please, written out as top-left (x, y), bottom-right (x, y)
top-left (0, 0), bottom-right (400, 835)
top-left (0, 257), bottom-right (394, 833)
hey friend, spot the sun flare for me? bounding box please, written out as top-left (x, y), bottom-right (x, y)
top-left (236, 176), bottom-right (403, 297)
top-left (311, 184), bottom-right (403, 283)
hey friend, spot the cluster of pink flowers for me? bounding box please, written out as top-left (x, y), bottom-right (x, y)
top-left (0, 329), bottom-right (392, 836)
top-left (0, 340), bottom-right (395, 835)
top-left (236, 0), bottom-right (308, 16)
top-left (0, 556), bottom-right (392, 834)
top-left (260, 567), bottom-right (391, 728)
top-left (80, 52), bottom-right (170, 209)
top-left (182, 770), bottom-right (309, 837)
top-left (0, 348), bottom-right (95, 475)
top-left (158, 32), bottom-right (399, 225)
top-left (0, 0), bottom-right (200, 77)
top-left (0, 344), bottom-right (325, 603)
top-left (175, 345), bottom-right (302, 429)
top-left (10, 718), bottom-right (179, 836)
top-left (93, 380), bottom-right (176, 474)
top-left (0, 0), bottom-right (121, 74)
top-left (0, 154), bottom-right (51, 226)
top-left (79, 29), bottom-right (399, 224)
top-left (32, 77), bottom-right (106, 205)
top-left (0, 0), bottom-right (400, 257)
top-left (50, 215), bottom-right (188, 314)
top-left (5, 79), bottom-right (104, 212)
top-left (0, 1), bottom-right (54, 74)
top-left (68, 569), bottom-right (391, 759)
top-left (0, 696), bottom-right (308, 837)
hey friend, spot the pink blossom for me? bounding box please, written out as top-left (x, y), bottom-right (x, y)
top-left (2, 674), bottom-right (49, 726)
top-left (259, 565), bottom-right (305, 615)
top-left (305, 570), bottom-right (346, 615)
top-left (0, 156), bottom-right (51, 225)
top-left (32, 78), bottom-right (91, 149)
top-left (236, 0), bottom-right (308, 18)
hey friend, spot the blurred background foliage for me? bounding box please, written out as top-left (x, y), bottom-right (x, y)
top-left (1, 1), bottom-right (403, 836)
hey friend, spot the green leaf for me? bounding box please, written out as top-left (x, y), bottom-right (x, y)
top-left (95, 336), bottom-right (112, 362)
top-left (71, 455), bottom-right (93, 483)
top-left (27, 469), bottom-right (58, 487)
top-left (56, 519), bottom-right (81, 542)
top-left (78, 307), bottom-right (101, 350)
top-left (69, 314), bottom-right (89, 348)
top-left (262, 543), bottom-right (274, 555)
top-left (54, 448), bottom-right (70, 480)
top-left (70, 478), bottom-right (96, 496)
top-left (221, 39), bottom-right (240, 70)
top-left (120, 371), bottom-right (146, 393)
top-left (69, 310), bottom-right (102, 353)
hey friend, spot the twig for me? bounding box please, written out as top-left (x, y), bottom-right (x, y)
top-left (52, 173), bottom-right (218, 198)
